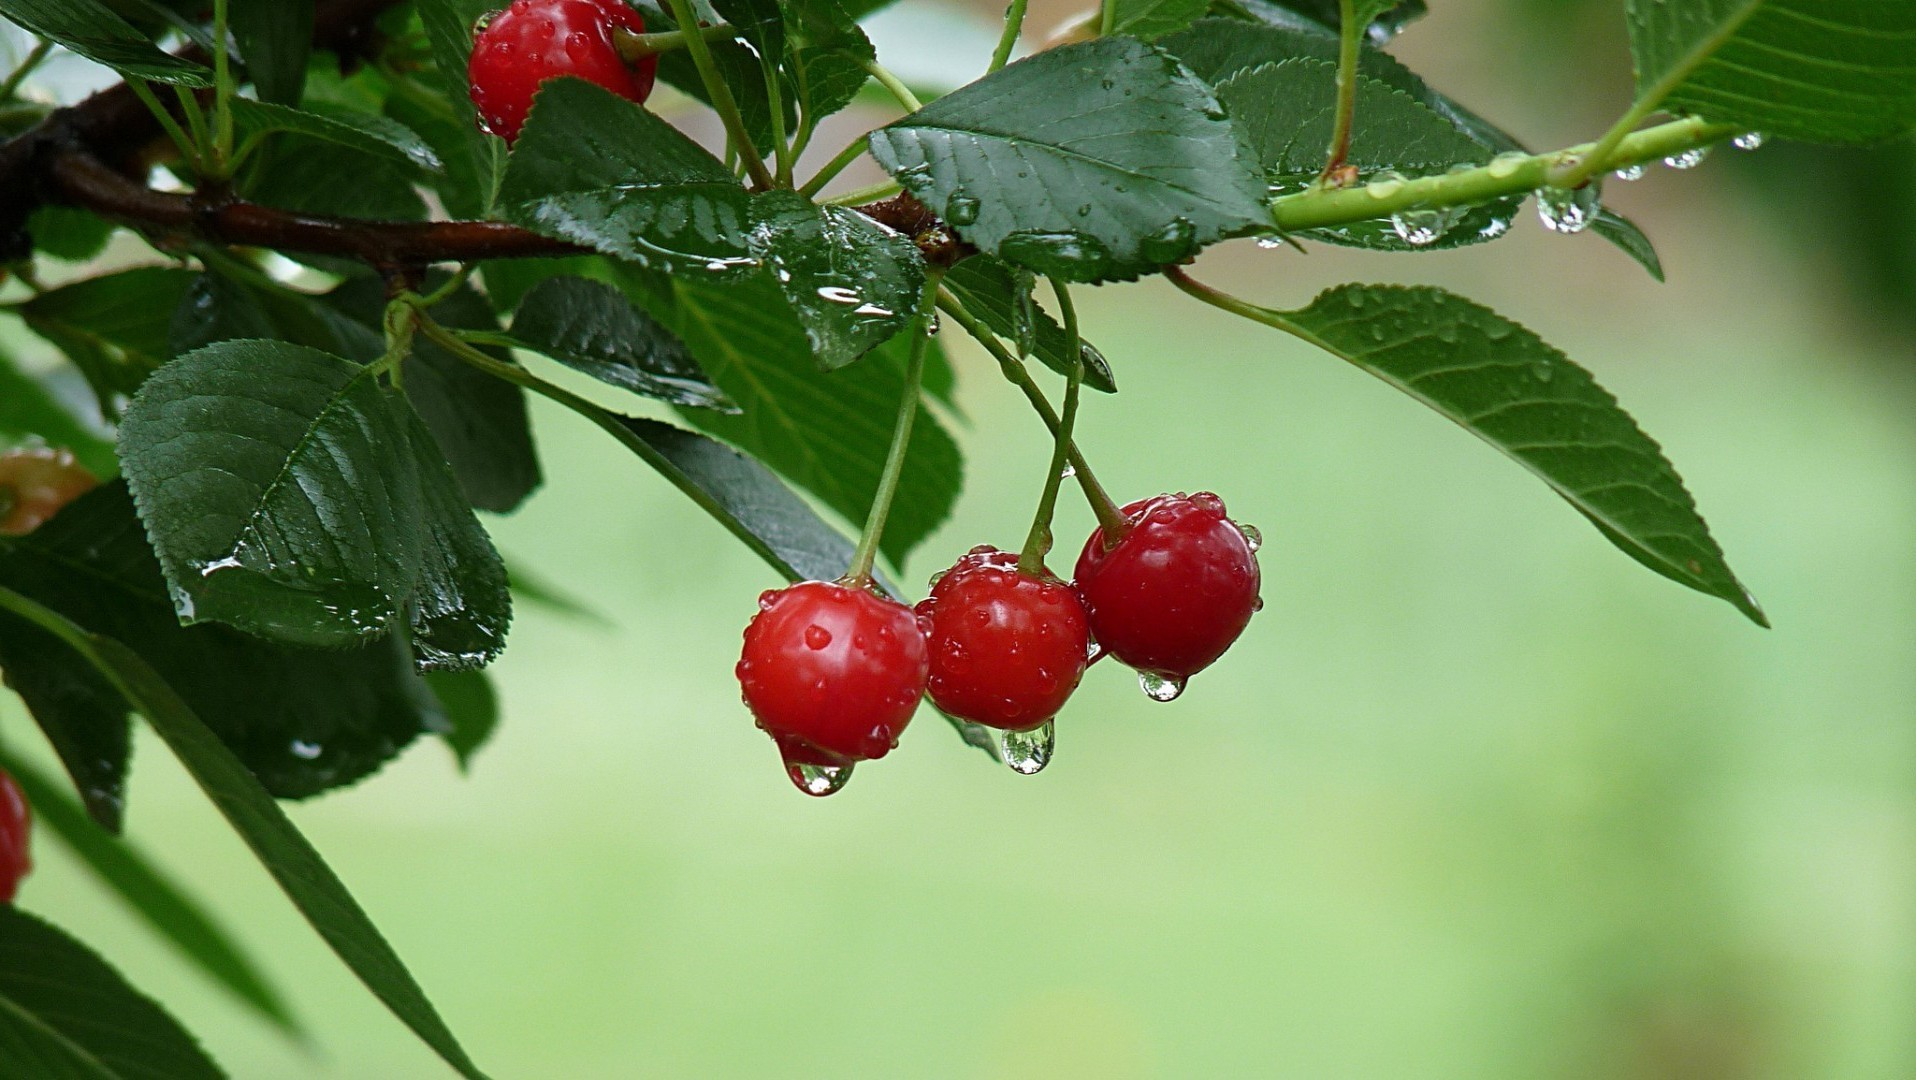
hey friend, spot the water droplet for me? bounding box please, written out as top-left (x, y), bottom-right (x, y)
top-left (1390, 203), bottom-right (1458, 246)
top-left (1254, 236), bottom-right (1286, 250)
top-left (1364, 168), bottom-right (1408, 199)
top-left (945, 192), bottom-right (981, 226)
top-left (1236, 521), bottom-right (1262, 552)
top-left (1662, 146), bottom-right (1711, 170)
top-left (786, 760), bottom-right (852, 796)
top-left (816, 285), bottom-right (861, 305)
top-left (1487, 151), bottom-right (1528, 179)
top-left (1536, 180), bottom-right (1601, 234)
top-left (290, 740), bottom-right (322, 760)
top-left (1477, 216), bottom-right (1511, 239)
top-left (804, 625), bottom-right (833, 649)
top-left (1732, 131), bottom-right (1767, 151)
top-left (998, 231), bottom-right (1111, 279)
top-left (1612, 163), bottom-right (1645, 181)
top-left (1139, 671), bottom-right (1186, 702)
top-left (1139, 217), bottom-right (1195, 263)
top-left (1000, 721), bottom-right (1055, 775)
top-left (1059, 462), bottom-right (1077, 479)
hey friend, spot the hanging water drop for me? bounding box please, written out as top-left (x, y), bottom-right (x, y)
top-left (1254, 236), bottom-right (1286, 250)
top-left (1390, 204), bottom-right (1456, 247)
top-left (1536, 180), bottom-right (1601, 234)
top-left (785, 759), bottom-right (853, 796)
top-left (1662, 146), bottom-right (1711, 170)
top-left (290, 739), bottom-right (322, 760)
top-left (1235, 521), bottom-right (1262, 552)
top-left (1139, 671), bottom-right (1186, 702)
top-left (1732, 131), bottom-right (1767, 151)
top-left (1059, 462), bottom-right (1077, 479)
top-left (945, 192), bottom-right (981, 226)
top-left (1612, 163), bottom-right (1645, 181)
top-left (1000, 721), bottom-right (1055, 775)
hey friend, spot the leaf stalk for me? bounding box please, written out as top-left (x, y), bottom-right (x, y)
top-left (1017, 278), bottom-right (1084, 574)
top-left (845, 272), bottom-right (942, 584)
top-left (663, 0), bottom-right (775, 189)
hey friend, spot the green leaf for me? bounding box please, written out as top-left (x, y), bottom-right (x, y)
top-left (655, 39), bottom-right (786, 155)
top-left (636, 270), bottom-right (962, 565)
top-left (0, 350), bottom-right (115, 478)
top-left (1111, 0), bottom-right (1208, 39)
top-left (118, 340), bottom-right (426, 648)
top-left (1278, 284), bottom-right (1765, 625)
top-left (1588, 209), bottom-right (1665, 282)
top-left (504, 277), bottom-right (730, 408)
top-left (782, 0), bottom-right (876, 126)
top-left (0, 906), bottom-right (224, 1079)
top-left (413, 0), bottom-right (505, 211)
top-left (426, 670), bottom-right (498, 772)
top-left (746, 192), bottom-right (926, 370)
top-left (25, 207), bottom-right (115, 263)
top-left (231, 99), bottom-right (442, 172)
top-left (0, 0), bottom-right (213, 85)
top-left (20, 267), bottom-right (196, 414)
top-left (0, 483), bottom-right (449, 803)
top-left (401, 411), bottom-right (511, 673)
top-left (869, 38), bottom-right (1272, 282)
top-left (0, 747), bottom-right (296, 1035)
top-left (229, 0), bottom-right (312, 105)
top-left (0, 589), bottom-right (491, 1080)
top-left (1223, 0), bottom-right (1425, 40)
top-left (238, 136), bottom-right (428, 224)
top-left (1627, 0), bottom-right (1916, 145)
top-left (943, 256), bottom-right (1117, 393)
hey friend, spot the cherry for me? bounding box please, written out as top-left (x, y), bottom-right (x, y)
top-left (0, 768), bottom-right (30, 903)
top-left (916, 546), bottom-right (1091, 733)
top-left (1074, 492), bottom-right (1262, 699)
top-left (468, 0), bottom-right (657, 144)
top-left (736, 580), bottom-right (928, 795)
top-left (0, 447), bottom-right (97, 536)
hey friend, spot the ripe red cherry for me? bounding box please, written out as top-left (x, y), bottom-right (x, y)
top-left (468, 0), bottom-right (657, 144)
top-left (1074, 492), bottom-right (1262, 699)
top-left (736, 580), bottom-right (928, 795)
top-left (0, 447), bottom-right (97, 536)
top-left (0, 768), bottom-right (30, 903)
top-left (916, 546), bottom-right (1091, 733)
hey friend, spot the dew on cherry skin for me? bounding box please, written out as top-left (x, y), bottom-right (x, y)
top-left (1139, 670), bottom-right (1186, 702)
top-left (804, 624), bottom-right (833, 649)
top-left (1235, 521), bottom-right (1263, 552)
top-left (1000, 720), bottom-right (1055, 775)
top-left (785, 758), bottom-right (853, 796)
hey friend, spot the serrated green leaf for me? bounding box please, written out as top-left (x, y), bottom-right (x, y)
top-left (401, 411), bottom-right (511, 673)
top-left (1223, 0), bottom-right (1425, 39)
top-left (747, 192), bottom-right (926, 370)
top-left (413, 0), bottom-right (505, 210)
top-left (1278, 284), bottom-right (1764, 625)
top-left (426, 670), bottom-right (498, 772)
top-left (943, 256), bottom-right (1117, 393)
top-left (1588, 209), bottom-right (1665, 282)
top-left (783, 0), bottom-right (875, 126)
top-left (869, 38), bottom-right (1272, 282)
top-left (0, 906), bottom-right (224, 1079)
top-left (232, 99), bottom-right (442, 172)
top-left (1628, 0), bottom-right (1916, 145)
top-left (1111, 0), bottom-right (1208, 39)
top-left (0, 747), bottom-right (296, 1034)
top-left (505, 276), bottom-right (729, 408)
top-left (656, 39), bottom-right (786, 155)
top-left (20, 267), bottom-right (196, 414)
top-left (230, 0), bottom-right (312, 105)
top-left (239, 134), bottom-right (429, 223)
top-left (118, 341), bottom-right (426, 647)
top-left (0, 0), bottom-right (213, 85)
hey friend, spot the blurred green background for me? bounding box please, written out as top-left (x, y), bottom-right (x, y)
top-left (7, 0), bottom-right (1916, 1076)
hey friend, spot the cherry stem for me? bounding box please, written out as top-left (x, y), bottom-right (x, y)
top-left (1318, 0), bottom-right (1359, 184)
top-left (845, 273), bottom-right (942, 585)
top-left (934, 290), bottom-right (1128, 540)
top-left (610, 23), bottom-right (739, 62)
top-left (663, 0), bottom-right (775, 190)
top-left (988, 0), bottom-right (1030, 74)
top-left (1018, 278), bottom-right (1083, 575)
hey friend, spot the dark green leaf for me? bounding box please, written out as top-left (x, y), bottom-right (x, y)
top-left (1628, 0), bottom-right (1916, 145)
top-left (505, 276), bottom-right (729, 408)
top-left (0, 905), bottom-right (224, 1079)
top-left (413, 0), bottom-right (505, 210)
top-left (231, 99), bottom-right (442, 172)
top-left (712, 0), bottom-right (783, 61)
top-left (0, 350), bottom-right (115, 478)
top-left (426, 670), bottom-right (498, 772)
top-left (0, 0), bottom-right (213, 84)
top-left (1280, 284), bottom-right (1765, 625)
top-left (401, 410), bottom-right (511, 673)
top-left (503, 558), bottom-right (610, 624)
top-left (1221, 0), bottom-right (1425, 40)
top-left (1588, 209), bottom-right (1665, 282)
top-left (25, 207), bottom-right (114, 263)
top-left (0, 747), bottom-right (296, 1034)
top-left (655, 40), bottom-right (786, 155)
top-left (230, 0), bottom-right (312, 105)
top-left (20, 267), bottom-right (196, 411)
top-left (782, 0), bottom-right (875, 125)
top-left (943, 256), bottom-right (1117, 392)
top-left (1111, 0), bottom-right (1208, 39)
top-left (746, 192), bottom-right (926, 370)
top-left (118, 341), bottom-right (426, 648)
top-left (0, 593), bottom-right (131, 831)
top-left (239, 135), bottom-right (428, 222)
top-left (869, 38), bottom-right (1272, 282)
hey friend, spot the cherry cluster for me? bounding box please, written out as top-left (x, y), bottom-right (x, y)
top-left (738, 493), bottom-right (1263, 795)
top-left (468, 0), bottom-right (658, 143)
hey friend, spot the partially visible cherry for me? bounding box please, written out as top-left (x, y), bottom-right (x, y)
top-left (0, 768), bottom-right (30, 903)
top-left (0, 447), bottom-right (97, 536)
top-left (1074, 492), bottom-right (1262, 700)
top-left (468, 0), bottom-right (656, 144)
top-left (917, 546), bottom-right (1091, 739)
top-left (736, 580), bottom-right (928, 795)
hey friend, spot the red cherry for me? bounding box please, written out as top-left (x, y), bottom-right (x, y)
top-left (736, 580), bottom-right (928, 794)
top-left (467, 0), bottom-right (657, 144)
top-left (0, 447), bottom-right (97, 536)
top-left (1074, 492), bottom-right (1262, 696)
top-left (916, 546), bottom-right (1091, 732)
top-left (0, 768), bottom-right (30, 903)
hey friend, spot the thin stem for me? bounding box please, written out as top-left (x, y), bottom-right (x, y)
top-left (173, 85), bottom-right (213, 164)
top-left (988, 0), bottom-right (1030, 74)
top-left (211, 0), bottom-right (234, 172)
top-left (936, 290), bottom-right (1127, 538)
top-left (863, 59), bottom-right (921, 113)
top-left (1018, 279), bottom-right (1085, 574)
top-left (664, 0), bottom-right (775, 189)
top-left (1099, 0), bottom-right (1118, 38)
top-left (798, 135), bottom-right (869, 199)
top-left (1162, 265), bottom-right (1321, 349)
top-left (846, 273), bottom-right (941, 583)
top-left (416, 264), bottom-right (475, 308)
top-left (0, 40), bottom-right (53, 102)
top-left (610, 23), bottom-right (739, 62)
top-left (128, 80), bottom-right (203, 172)
top-left (1320, 0), bottom-right (1360, 180)
top-left (761, 56), bottom-right (793, 187)
top-left (824, 178), bottom-right (900, 206)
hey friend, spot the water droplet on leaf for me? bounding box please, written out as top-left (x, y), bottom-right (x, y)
top-left (945, 193), bottom-right (981, 226)
top-left (1662, 146), bottom-right (1711, 170)
top-left (1613, 163), bottom-right (1645, 181)
top-left (1732, 131), bottom-right (1767, 151)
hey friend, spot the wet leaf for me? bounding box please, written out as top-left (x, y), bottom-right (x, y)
top-left (231, 99), bottom-right (442, 172)
top-left (505, 276), bottom-right (729, 408)
top-left (401, 412), bottom-right (511, 673)
top-left (943, 256), bottom-right (1117, 392)
top-left (0, 0), bottom-right (212, 85)
top-left (229, 0), bottom-right (312, 105)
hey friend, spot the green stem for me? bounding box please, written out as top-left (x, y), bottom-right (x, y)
top-left (989, 0), bottom-right (1030, 73)
top-left (173, 85), bottom-right (213, 163)
top-left (761, 56), bottom-right (793, 187)
top-left (211, 0), bottom-right (234, 173)
top-left (377, 298), bottom-right (417, 385)
top-left (863, 58), bottom-right (921, 113)
top-left (129, 80), bottom-right (204, 172)
top-left (1162, 265), bottom-right (1325, 352)
top-left (798, 135), bottom-right (869, 199)
top-left (935, 290), bottom-right (1127, 538)
top-left (1272, 115), bottom-right (1737, 235)
top-left (664, 0), bottom-right (775, 190)
top-left (1018, 279), bottom-right (1084, 574)
top-left (0, 40), bottom-right (53, 102)
top-left (610, 23), bottom-right (739, 62)
top-left (1320, 0), bottom-right (1360, 180)
top-left (1098, 0), bottom-right (1118, 38)
top-left (823, 177), bottom-right (900, 206)
top-left (415, 265), bottom-right (476, 308)
top-left (845, 273), bottom-right (940, 583)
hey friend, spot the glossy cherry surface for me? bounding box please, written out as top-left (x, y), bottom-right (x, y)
top-left (0, 447), bottom-right (98, 536)
top-left (736, 580), bottom-right (928, 768)
top-left (1074, 492), bottom-right (1261, 684)
top-left (468, 0), bottom-right (655, 143)
top-left (916, 546), bottom-right (1091, 732)
top-left (0, 768), bottom-right (30, 903)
